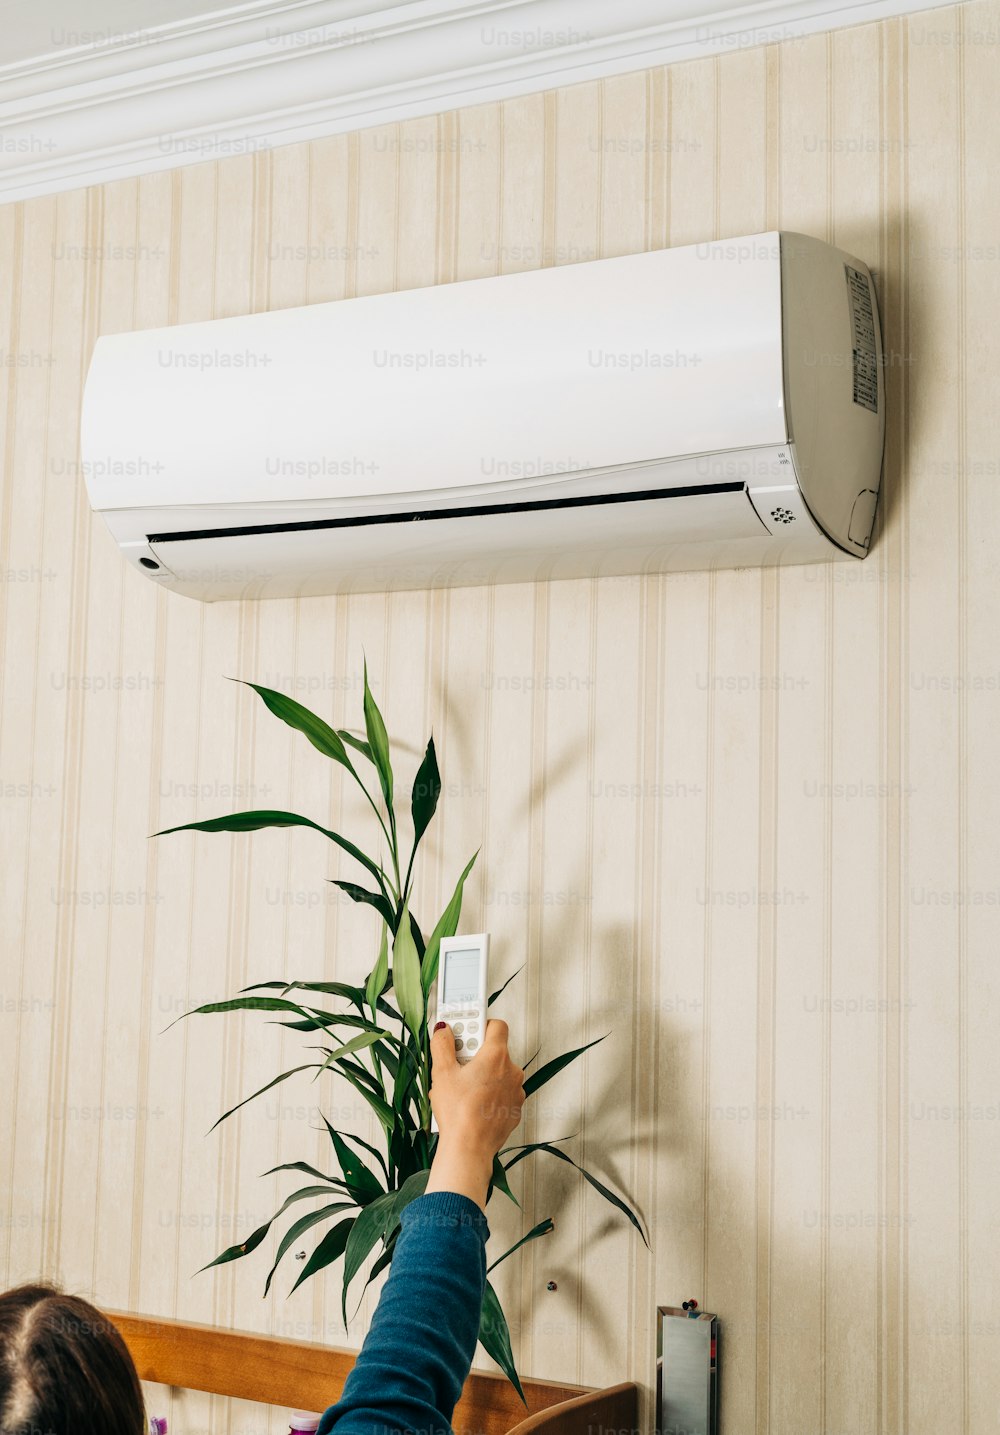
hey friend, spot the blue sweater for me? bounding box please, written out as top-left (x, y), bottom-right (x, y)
top-left (317, 1192), bottom-right (490, 1435)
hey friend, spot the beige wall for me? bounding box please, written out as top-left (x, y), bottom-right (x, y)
top-left (2, 4), bottom-right (999, 1431)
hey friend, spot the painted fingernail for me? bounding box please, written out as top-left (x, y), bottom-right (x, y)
top-left (434, 1021), bottom-right (447, 1032)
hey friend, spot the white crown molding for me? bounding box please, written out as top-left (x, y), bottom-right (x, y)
top-left (0, 0), bottom-right (956, 203)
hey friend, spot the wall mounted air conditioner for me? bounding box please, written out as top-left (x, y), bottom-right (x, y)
top-left (80, 231), bottom-right (884, 601)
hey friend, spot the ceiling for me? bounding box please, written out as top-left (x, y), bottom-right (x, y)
top-left (0, 0), bottom-right (235, 67)
top-left (0, 0), bottom-right (949, 202)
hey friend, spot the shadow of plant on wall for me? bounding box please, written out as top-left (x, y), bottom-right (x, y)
top-left (156, 670), bottom-right (647, 1399)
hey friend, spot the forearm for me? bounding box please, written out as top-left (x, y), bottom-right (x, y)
top-left (317, 1192), bottom-right (489, 1435)
top-left (424, 1134), bottom-right (493, 1212)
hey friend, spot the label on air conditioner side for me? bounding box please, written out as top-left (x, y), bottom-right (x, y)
top-left (845, 264), bottom-right (878, 414)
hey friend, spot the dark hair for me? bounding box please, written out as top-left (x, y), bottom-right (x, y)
top-left (0, 1284), bottom-right (145, 1435)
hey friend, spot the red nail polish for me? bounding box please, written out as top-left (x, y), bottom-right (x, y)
top-left (434, 1021), bottom-right (447, 1032)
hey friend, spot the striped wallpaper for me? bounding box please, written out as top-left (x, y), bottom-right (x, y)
top-left (2, 4), bottom-right (998, 1432)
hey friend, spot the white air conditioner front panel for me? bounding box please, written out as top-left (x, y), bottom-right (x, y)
top-left (82, 239), bottom-right (787, 513)
top-left (79, 230), bottom-right (884, 599)
top-left (144, 481), bottom-right (831, 601)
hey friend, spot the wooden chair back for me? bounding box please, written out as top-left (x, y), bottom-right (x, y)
top-left (109, 1311), bottom-right (636, 1435)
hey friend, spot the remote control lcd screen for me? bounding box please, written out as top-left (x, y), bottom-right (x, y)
top-left (443, 949), bottom-right (480, 1003)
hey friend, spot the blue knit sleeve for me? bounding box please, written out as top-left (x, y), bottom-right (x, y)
top-left (316, 1192), bottom-right (490, 1435)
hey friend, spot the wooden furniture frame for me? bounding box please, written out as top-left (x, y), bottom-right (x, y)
top-left (108, 1311), bottom-right (638, 1435)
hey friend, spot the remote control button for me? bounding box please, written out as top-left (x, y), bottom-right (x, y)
top-left (455, 1038), bottom-right (465, 1051)
top-left (466, 1022), bottom-right (479, 1034)
top-left (452, 1022), bottom-right (465, 1035)
top-left (466, 1038), bottom-right (478, 1052)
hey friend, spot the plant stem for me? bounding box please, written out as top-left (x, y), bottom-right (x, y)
top-left (369, 1015), bottom-right (384, 1088)
top-left (386, 805), bottom-right (401, 897)
top-left (401, 840), bottom-right (418, 908)
top-left (348, 768), bottom-right (401, 903)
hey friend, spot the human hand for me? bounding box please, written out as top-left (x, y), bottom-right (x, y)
top-left (426, 1019), bottom-right (525, 1210)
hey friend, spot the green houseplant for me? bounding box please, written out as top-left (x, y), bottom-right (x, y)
top-left (158, 671), bottom-right (646, 1398)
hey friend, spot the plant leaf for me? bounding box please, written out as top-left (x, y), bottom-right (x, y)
top-left (334, 1059), bottom-right (396, 1135)
top-left (522, 1035), bottom-right (608, 1098)
top-left (489, 1154), bottom-right (520, 1207)
top-left (345, 1236), bottom-right (399, 1324)
top-left (323, 1122), bottom-right (384, 1205)
top-left (478, 1280), bottom-right (525, 1404)
top-left (340, 1169), bottom-right (429, 1322)
top-left (372, 1039), bottom-right (399, 1083)
top-left (184, 993), bottom-right (321, 1018)
top-left (407, 911), bottom-right (426, 960)
top-left (198, 1185), bottom-right (342, 1273)
top-left (321, 1115), bottom-right (389, 1184)
top-left (198, 1219), bottom-right (272, 1272)
top-left (366, 1164), bottom-right (427, 1263)
top-left (261, 1160), bottom-right (344, 1185)
top-left (375, 994), bottom-right (403, 1023)
top-left (366, 925), bottom-right (390, 1012)
top-left (346, 1202), bottom-right (406, 1320)
top-left (264, 1201), bottom-right (355, 1296)
top-left (234, 681), bottom-right (355, 774)
top-left (176, 994), bottom-right (382, 1038)
top-left (502, 1141), bottom-right (648, 1246)
top-left (370, 1168), bottom-right (429, 1280)
top-left (335, 1055), bottom-right (388, 1097)
top-left (390, 1167), bottom-right (430, 1220)
top-left (209, 1063), bottom-right (319, 1132)
top-left (410, 736), bottom-right (441, 848)
top-left (340, 1190), bottom-right (398, 1322)
top-left (315, 1030), bottom-right (385, 1076)
top-left (244, 978), bottom-right (367, 1013)
top-left (391, 1042), bottom-right (421, 1113)
top-left (355, 1243), bottom-right (393, 1299)
top-left (154, 809), bottom-right (388, 893)
top-left (363, 662), bottom-right (393, 811)
top-left (487, 1217), bottom-right (554, 1273)
top-left (332, 880), bottom-right (395, 928)
top-left (339, 730), bottom-right (374, 763)
top-left (391, 902), bottom-right (424, 1039)
top-left (421, 851), bottom-right (478, 995)
top-left (488, 966), bottom-right (524, 1007)
top-left (168, 994), bottom-right (311, 1033)
top-left (273, 1012), bottom-right (388, 1037)
top-left (290, 1216), bottom-right (357, 1294)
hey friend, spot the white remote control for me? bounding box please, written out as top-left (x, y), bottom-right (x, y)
top-left (434, 932), bottom-right (489, 1061)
